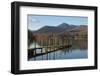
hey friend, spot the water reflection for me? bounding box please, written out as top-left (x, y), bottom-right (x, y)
top-left (28, 39), bottom-right (88, 61)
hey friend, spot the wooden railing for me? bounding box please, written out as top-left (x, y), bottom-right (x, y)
top-left (28, 44), bottom-right (72, 59)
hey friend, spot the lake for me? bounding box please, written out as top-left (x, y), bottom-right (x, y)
top-left (28, 40), bottom-right (88, 61)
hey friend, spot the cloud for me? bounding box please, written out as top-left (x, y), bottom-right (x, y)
top-left (29, 17), bottom-right (40, 23)
top-left (28, 16), bottom-right (42, 30)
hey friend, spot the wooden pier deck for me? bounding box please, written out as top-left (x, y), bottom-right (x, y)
top-left (28, 45), bottom-right (72, 59)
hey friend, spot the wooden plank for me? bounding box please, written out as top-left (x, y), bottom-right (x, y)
top-left (28, 44), bottom-right (72, 58)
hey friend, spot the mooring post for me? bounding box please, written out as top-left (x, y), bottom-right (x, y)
top-left (41, 48), bottom-right (42, 53)
top-left (35, 49), bottom-right (36, 55)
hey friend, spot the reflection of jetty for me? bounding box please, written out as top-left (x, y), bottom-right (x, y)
top-left (28, 45), bottom-right (72, 59)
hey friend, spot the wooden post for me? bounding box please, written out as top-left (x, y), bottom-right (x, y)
top-left (41, 48), bottom-right (42, 53)
top-left (34, 49), bottom-right (36, 55)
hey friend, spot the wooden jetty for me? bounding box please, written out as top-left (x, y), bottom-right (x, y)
top-left (28, 33), bottom-right (73, 59)
top-left (28, 45), bottom-right (72, 59)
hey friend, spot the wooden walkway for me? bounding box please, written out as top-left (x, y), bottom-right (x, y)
top-left (28, 45), bottom-right (72, 59)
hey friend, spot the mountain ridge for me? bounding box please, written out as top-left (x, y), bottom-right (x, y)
top-left (32, 23), bottom-right (87, 34)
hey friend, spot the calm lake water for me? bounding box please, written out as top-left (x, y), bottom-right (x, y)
top-left (28, 40), bottom-right (88, 61)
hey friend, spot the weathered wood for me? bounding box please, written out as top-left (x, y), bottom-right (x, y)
top-left (28, 45), bottom-right (72, 58)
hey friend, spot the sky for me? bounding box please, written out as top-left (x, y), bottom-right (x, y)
top-left (28, 15), bottom-right (88, 31)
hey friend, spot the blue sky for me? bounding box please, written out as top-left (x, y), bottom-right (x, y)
top-left (28, 15), bottom-right (88, 31)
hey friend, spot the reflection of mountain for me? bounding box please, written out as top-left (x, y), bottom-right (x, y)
top-left (33, 23), bottom-right (87, 33)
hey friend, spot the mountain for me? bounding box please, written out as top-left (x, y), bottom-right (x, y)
top-left (70, 25), bottom-right (87, 32)
top-left (34, 25), bottom-right (64, 33)
top-left (33, 23), bottom-right (87, 34)
top-left (58, 23), bottom-right (78, 31)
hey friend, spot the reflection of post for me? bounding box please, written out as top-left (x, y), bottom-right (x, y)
top-left (53, 51), bottom-right (55, 60)
top-left (34, 57), bottom-right (36, 60)
top-left (34, 49), bottom-right (36, 55)
top-left (49, 53), bottom-right (51, 60)
top-left (42, 55), bottom-right (43, 60)
top-left (46, 53), bottom-right (48, 60)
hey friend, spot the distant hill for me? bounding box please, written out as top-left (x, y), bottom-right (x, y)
top-left (34, 26), bottom-right (64, 33)
top-left (33, 23), bottom-right (87, 34)
top-left (58, 23), bottom-right (78, 31)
